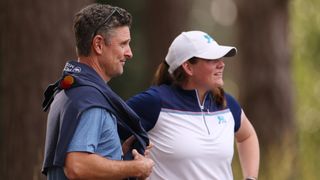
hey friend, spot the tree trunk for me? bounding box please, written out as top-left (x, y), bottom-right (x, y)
top-left (144, 0), bottom-right (193, 79)
top-left (236, 0), bottom-right (296, 178)
top-left (0, 0), bottom-right (93, 179)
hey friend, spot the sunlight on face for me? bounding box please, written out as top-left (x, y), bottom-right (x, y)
top-left (191, 58), bottom-right (225, 89)
top-left (99, 26), bottom-right (133, 80)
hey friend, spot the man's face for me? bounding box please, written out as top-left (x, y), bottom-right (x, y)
top-left (99, 26), bottom-right (133, 80)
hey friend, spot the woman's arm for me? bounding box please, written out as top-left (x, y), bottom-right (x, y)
top-left (235, 110), bottom-right (260, 179)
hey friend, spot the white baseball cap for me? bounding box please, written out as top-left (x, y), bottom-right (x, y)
top-left (165, 31), bottom-right (237, 74)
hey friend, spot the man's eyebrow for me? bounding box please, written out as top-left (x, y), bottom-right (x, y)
top-left (121, 39), bottom-right (131, 44)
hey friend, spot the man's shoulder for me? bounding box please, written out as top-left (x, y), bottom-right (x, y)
top-left (62, 85), bottom-right (111, 110)
top-left (66, 85), bottom-right (105, 101)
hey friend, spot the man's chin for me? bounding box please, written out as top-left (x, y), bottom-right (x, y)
top-left (112, 71), bottom-right (124, 78)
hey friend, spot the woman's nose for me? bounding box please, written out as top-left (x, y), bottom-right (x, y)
top-left (216, 59), bottom-right (225, 69)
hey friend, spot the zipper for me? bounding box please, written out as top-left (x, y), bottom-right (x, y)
top-left (195, 89), bottom-right (210, 135)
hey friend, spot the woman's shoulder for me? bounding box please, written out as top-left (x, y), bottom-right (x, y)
top-left (224, 92), bottom-right (242, 132)
top-left (126, 85), bottom-right (165, 131)
top-left (126, 85), bottom-right (164, 107)
top-left (143, 84), bottom-right (175, 98)
top-left (224, 93), bottom-right (240, 106)
top-left (126, 84), bottom-right (175, 109)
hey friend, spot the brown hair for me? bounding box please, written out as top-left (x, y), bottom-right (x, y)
top-left (152, 58), bottom-right (227, 108)
top-left (73, 4), bottom-right (132, 56)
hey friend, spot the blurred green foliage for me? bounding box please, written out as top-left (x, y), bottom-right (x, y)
top-left (291, 0), bottom-right (320, 179)
top-left (234, 0), bottom-right (320, 179)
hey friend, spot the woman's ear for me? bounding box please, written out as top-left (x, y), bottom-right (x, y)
top-left (91, 35), bottom-right (105, 55)
top-left (182, 62), bottom-right (193, 76)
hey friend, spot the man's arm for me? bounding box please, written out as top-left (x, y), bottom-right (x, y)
top-left (64, 149), bottom-right (154, 180)
top-left (235, 110), bottom-right (260, 179)
top-left (63, 107), bottom-right (154, 180)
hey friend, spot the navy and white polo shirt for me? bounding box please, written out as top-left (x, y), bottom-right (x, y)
top-left (127, 84), bottom-right (242, 180)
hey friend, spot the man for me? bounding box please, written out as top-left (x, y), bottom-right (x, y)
top-left (41, 4), bottom-right (154, 180)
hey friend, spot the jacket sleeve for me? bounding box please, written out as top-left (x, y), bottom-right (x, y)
top-left (126, 87), bottom-right (161, 132)
top-left (225, 93), bottom-right (242, 132)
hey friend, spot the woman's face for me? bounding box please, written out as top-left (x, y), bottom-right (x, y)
top-left (188, 58), bottom-right (225, 90)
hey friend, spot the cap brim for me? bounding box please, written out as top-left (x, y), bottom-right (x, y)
top-left (195, 45), bottom-right (237, 60)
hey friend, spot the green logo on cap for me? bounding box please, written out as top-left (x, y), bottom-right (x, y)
top-left (204, 34), bottom-right (214, 43)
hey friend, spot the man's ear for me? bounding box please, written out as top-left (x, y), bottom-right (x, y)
top-left (91, 35), bottom-right (105, 55)
top-left (181, 62), bottom-right (193, 76)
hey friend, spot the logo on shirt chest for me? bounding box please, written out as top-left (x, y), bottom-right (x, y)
top-left (217, 115), bottom-right (227, 124)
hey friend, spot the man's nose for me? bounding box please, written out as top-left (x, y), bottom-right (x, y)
top-left (124, 46), bottom-right (133, 59)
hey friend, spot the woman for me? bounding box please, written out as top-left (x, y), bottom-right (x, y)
top-left (125, 31), bottom-right (259, 180)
